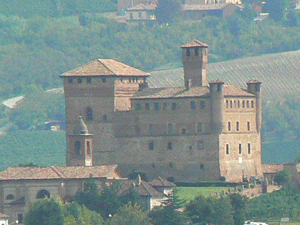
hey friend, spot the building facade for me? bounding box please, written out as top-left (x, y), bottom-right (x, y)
top-left (61, 40), bottom-right (263, 182)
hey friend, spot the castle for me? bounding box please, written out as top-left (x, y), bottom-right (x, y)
top-left (61, 40), bottom-right (263, 182)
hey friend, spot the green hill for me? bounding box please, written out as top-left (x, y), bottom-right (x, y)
top-left (0, 130), bottom-right (66, 171)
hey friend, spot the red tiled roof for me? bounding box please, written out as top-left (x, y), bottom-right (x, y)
top-left (132, 86), bottom-right (210, 99)
top-left (181, 39), bottom-right (209, 48)
top-left (0, 165), bottom-right (124, 180)
top-left (223, 85), bottom-right (255, 97)
top-left (119, 179), bottom-right (164, 197)
top-left (149, 177), bottom-right (176, 187)
top-left (262, 164), bottom-right (284, 174)
top-left (60, 59), bottom-right (150, 77)
top-left (127, 3), bottom-right (157, 11)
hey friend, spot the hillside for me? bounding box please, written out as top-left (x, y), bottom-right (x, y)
top-left (149, 50), bottom-right (300, 101)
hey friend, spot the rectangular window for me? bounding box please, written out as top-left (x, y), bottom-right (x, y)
top-left (168, 123), bottom-right (173, 134)
top-left (217, 84), bottom-right (222, 92)
top-left (236, 121), bottom-right (240, 131)
top-left (247, 122), bottom-right (251, 131)
top-left (239, 144), bottom-right (242, 154)
top-left (230, 100), bottom-right (233, 108)
top-left (154, 103), bottom-right (159, 111)
top-left (200, 101), bottom-right (205, 109)
top-left (167, 142), bottom-right (173, 150)
top-left (172, 103), bottom-right (177, 110)
top-left (190, 101), bottom-right (196, 110)
top-left (149, 124), bottom-right (154, 135)
top-left (228, 122), bottom-right (231, 131)
top-left (68, 78), bottom-right (73, 83)
top-left (251, 100), bottom-right (254, 108)
top-left (198, 141), bottom-right (204, 150)
top-left (102, 77), bottom-right (107, 83)
top-left (242, 101), bottom-right (245, 108)
top-left (87, 77), bottom-right (92, 83)
top-left (237, 100), bottom-right (240, 108)
top-left (78, 78), bottom-right (83, 83)
top-left (226, 144), bottom-right (230, 154)
top-left (145, 103), bottom-right (150, 110)
top-left (248, 143), bottom-right (251, 154)
top-left (163, 103), bottom-right (167, 110)
top-left (149, 141), bottom-right (154, 150)
top-left (247, 100), bottom-right (250, 108)
top-left (18, 214), bottom-right (24, 223)
top-left (197, 122), bottom-right (202, 133)
top-left (226, 100), bottom-right (229, 108)
top-left (136, 103), bottom-right (141, 110)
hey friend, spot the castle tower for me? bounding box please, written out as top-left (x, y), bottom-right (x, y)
top-left (247, 79), bottom-right (262, 132)
top-left (209, 79), bottom-right (224, 134)
top-left (181, 39), bottom-right (209, 88)
top-left (66, 116), bottom-right (93, 166)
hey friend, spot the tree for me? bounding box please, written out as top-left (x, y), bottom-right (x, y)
top-left (264, 0), bottom-right (288, 21)
top-left (148, 191), bottom-right (188, 225)
top-left (107, 203), bottom-right (152, 225)
top-left (274, 170), bottom-right (290, 185)
top-left (155, 0), bottom-right (182, 24)
top-left (230, 194), bottom-right (248, 225)
top-left (24, 198), bottom-right (64, 225)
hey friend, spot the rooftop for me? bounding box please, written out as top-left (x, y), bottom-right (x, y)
top-left (181, 39), bottom-right (209, 48)
top-left (60, 59), bottom-right (150, 77)
top-left (127, 3), bottom-right (157, 11)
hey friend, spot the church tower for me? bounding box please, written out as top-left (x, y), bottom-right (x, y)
top-left (181, 39), bottom-right (209, 88)
top-left (66, 116), bottom-right (93, 166)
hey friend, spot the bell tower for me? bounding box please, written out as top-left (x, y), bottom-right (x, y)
top-left (66, 116), bottom-right (93, 167)
top-left (181, 39), bottom-right (209, 88)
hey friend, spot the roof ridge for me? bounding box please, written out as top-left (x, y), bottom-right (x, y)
top-left (141, 181), bottom-right (153, 196)
top-left (50, 166), bottom-right (67, 178)
top-left (97, 59), bottom-right (115, 76)
top-left (158, 176), bottom-right (166, 186)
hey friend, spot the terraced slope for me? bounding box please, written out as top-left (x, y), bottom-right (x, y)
top-left (148, 50), bottom-right (300, 100)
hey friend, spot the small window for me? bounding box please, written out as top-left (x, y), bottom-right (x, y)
top-left (190, 101), bottom-right (196, 110)
top-left (195, 48), bottom-right (199, 56)
top-left (228, 122), bottom-right (231, 131)
top-left (86, 107), bottom-right (93, 121)
top-left (181, 128), bottom-right (187, 134)
top-left (139, 12), bottom-right (142, 18)
top-left (102, 115), bottom-right (107, 121)
top-left (37, 190), bottom-right (50, 199)
top-left (198, 141), bottom-right (204, 150)
top-left (77, 78), bottom-right (82, 83)
top-left (200, 101), bottom-right (205, 109)
top-left (226, 144), bottom-right (230, 154)
top-left (167, 142), bottom-right (173, 150)
top-left (102, 77), bottom-right (107, 83)
top-left (226, 100), bottom-right (229, 108)
top-left (152, 163), bottom-right (155, 168)
top-left (149, 124), bottom-right (154, 135)
top-left (230, 100), bottom-right (233, 108)
top-left (247, 100), bottom-right (250, 108)
top-left (248, 143), bottom-right (251, 154)
top-left (186, 49), bottom-right (190, 57)
top-left (251, 100), bottom-right (254, 108)
top-left (242, 101), bottom-right (245, 108)
top-left (149, 141), bottom-right (154, 150)
top-left (217, 84), bottom-right (222, 92)
top-left (200, 164), bottom-right (205, 169)
top-left (130, 13), bottom-right (133, 20)
top-left (87, 141), bottom-right (91, 155)
top-left (145, 103), bottom-right (150, 110)
top-left (87, 77), bottom-right (92, 83)
top-left (68, 78), bottom-right (73, 83)
top-left (189, 146), bottom-right (193, 150)
top-left (234, 100), bottom-right (237, 108)
top-left (236, 122), bottom-right (240, 131)
top-left (163, 103), bottom-right (167, 110)
top-left (247, 122), bottom-right (251, 131)
top-left (239, 144), bottom-right (242, 154)
top-left (6, 194), bottom-right (15, 200)
top-left (197, 122), bottom-right (202, 133)
top-left (172, 103), bottom-right (177, 110)
top-left (168, 123), bottom-right (173, 134)
top-left (237, 100), bottom-right (240, 108)
top-left (75, 141), bottom-right (81, 155)
top-left (18, 214), bottom-right (24, 223)
top-left (136, 103), bottom-right (141, 110)
top-left (255, 85), bottom-right (260, 92)
top-left (169, 162), bottom-right (173, 168)
top-left (154, 103), bottom-right (159, 111)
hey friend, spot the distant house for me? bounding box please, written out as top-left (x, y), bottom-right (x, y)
top-left (0, 165), bottom-right (125, 224)
top-left (126, 4), bottom-right (157, 25)
top-left (182, 3), bottom-right (241, 20)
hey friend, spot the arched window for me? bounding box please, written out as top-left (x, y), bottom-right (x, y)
top-left (86, 107), bottom-right (93, 121)
top-left (75, 141), bottom-right (81, 155)
top-left (37, 190), bottom-right (50, 199)
top-left (87, 141), bottom-right (91, 155)
top-left (6, 194), bottom-right (15, 200)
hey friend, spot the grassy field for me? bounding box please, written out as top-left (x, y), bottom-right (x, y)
top-left (176, 187), bottom-right (229, 201)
